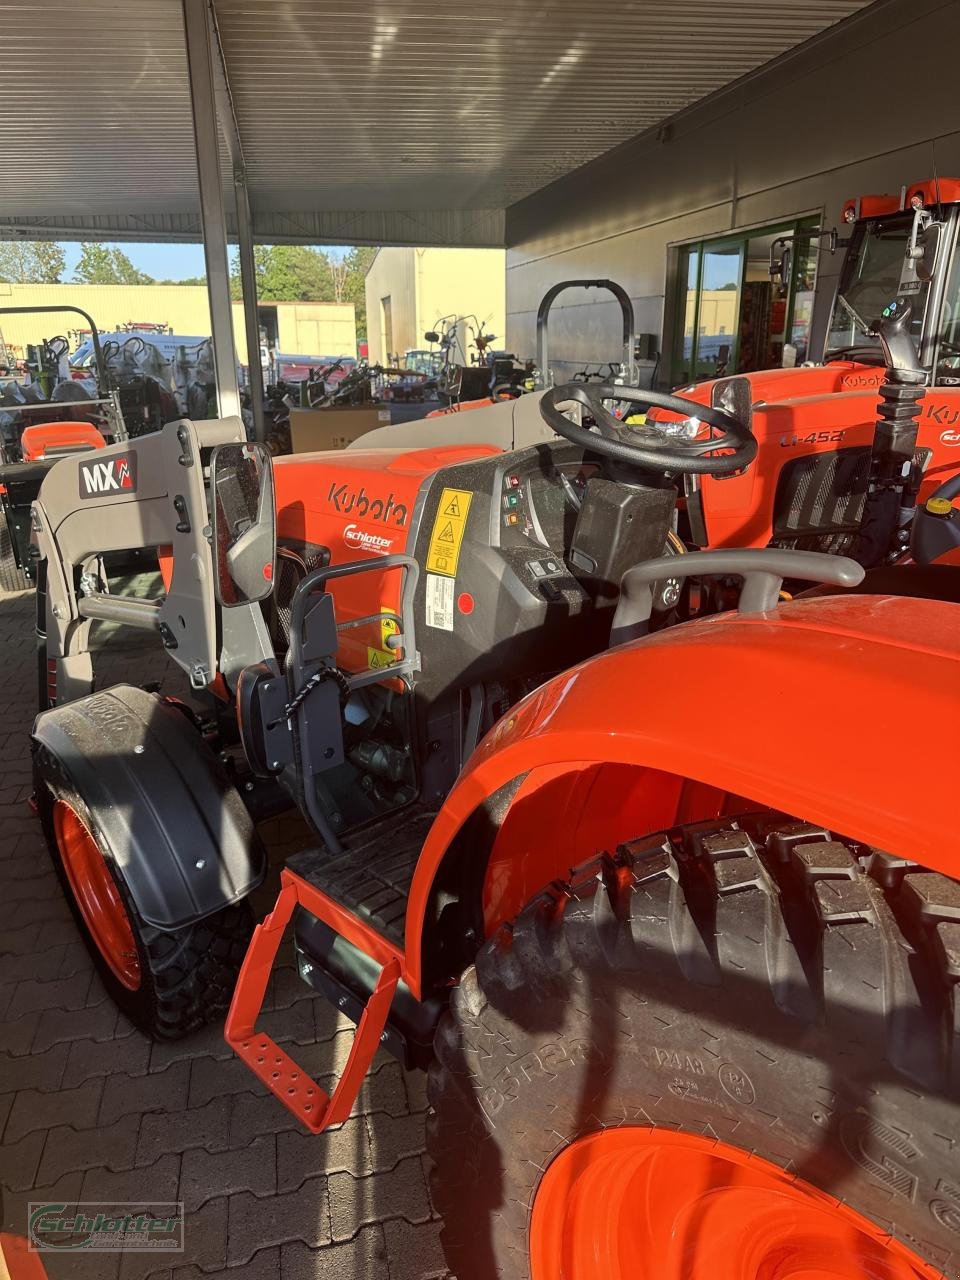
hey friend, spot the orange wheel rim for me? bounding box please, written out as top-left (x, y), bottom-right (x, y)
top-left (529, 1128), bottom-right (943, 1280)
top-left (53, 801), bottom-right (141, 991)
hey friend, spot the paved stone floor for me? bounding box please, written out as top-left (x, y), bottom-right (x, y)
top-left (0, 584), bottom-right (450, 1278)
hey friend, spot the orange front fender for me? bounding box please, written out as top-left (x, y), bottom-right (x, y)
top-left (401, 594), bottom-right (960, 996)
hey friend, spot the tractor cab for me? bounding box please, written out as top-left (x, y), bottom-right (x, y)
top-left (820, 179), bottom-right (960, 380)
top-left (231, 383), bottom-right (757, 852)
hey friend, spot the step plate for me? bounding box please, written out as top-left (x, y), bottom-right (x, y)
top-left (287, 809), bottom-right (437, 948)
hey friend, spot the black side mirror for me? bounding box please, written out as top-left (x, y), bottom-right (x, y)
top-left (769, 236), bottom-right (793, 287)
top-left (210, 441), bottom-right (276, 607)
top-left (424, 331), bottom-right (440, 343)
top-left (915, 222), bottom-right (942, 283)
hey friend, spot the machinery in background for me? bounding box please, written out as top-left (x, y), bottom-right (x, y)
top-left (0, 306), bottom-right (128, 590)
top-left (426, 313), bottom-right (505, 404)
top-left (71, 329), bottom-right (216, 429)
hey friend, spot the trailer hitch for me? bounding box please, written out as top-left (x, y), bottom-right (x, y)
top-left (225, 867), bottom-right (401, 1133)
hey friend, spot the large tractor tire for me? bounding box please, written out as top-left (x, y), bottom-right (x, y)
top-left (33, 688), bottom-right (263, 1039)
top-left (427, 816), bottom-right (960, 1280)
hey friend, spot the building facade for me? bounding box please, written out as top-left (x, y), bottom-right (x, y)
top-left (364, 247), bottom-right (506, 365)
top-left (0, 282), bottom-right (356, 365)
top-left (502, 0), bottom-right (960, 387)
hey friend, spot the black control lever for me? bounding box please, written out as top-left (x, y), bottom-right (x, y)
top-left (857, 300), bottom-right (928, 566)
top-left (875, 299), bottom-right (925, 381)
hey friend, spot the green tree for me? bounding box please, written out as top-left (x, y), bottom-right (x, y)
top-left (339, 246), bottom-right (377, 340)
top-left (0, 240), bottom-right (66, 283)
top-left (230, 245), bottom-right (332, 302)
top-left (74, 244), bottom-right (154, 285)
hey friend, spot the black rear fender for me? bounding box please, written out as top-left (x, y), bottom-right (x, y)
top-left (32, 684), bottom-right (265, 930)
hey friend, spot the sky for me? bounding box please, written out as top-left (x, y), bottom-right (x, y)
top-left (62, 242), bottom-right (208, 281)
top-left (60, 241), bottom-right (356, 282)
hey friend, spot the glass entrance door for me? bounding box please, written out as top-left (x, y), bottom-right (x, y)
top-left (695, 242), bottom-right (743, 379)
top-left (671, 215), bottom-right (821, 384)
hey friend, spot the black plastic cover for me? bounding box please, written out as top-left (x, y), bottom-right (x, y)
top-left (33, 684), bottom-right (266, 929)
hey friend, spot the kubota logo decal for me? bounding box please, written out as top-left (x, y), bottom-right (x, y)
top-left (940, 428), bottom-right (960, 447)
top-left (79, 452), bottom-right (137, 498)
top-left (327, 482), bottom-right (408, 527)
top-left (926, 403), bottom-right (960, 427)
top-left (343, 524), bottom-right (394, 556)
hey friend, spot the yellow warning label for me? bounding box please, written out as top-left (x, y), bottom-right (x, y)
top-left (366, 607), bottom-right (401, 671)
top-left (426, 487), bottom-right (473, 576)
top-left (380, 611), bottom-right (400, 650)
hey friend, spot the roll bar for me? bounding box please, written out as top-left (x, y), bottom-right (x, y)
top-left (0, 304), bottom-right (107, 389)
top-left (536, 279), bottom-right (637, 388)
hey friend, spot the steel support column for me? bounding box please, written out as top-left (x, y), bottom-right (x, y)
top-left (233, 171), bottom-right (265, 441)
top-left (182, 0), bottom-right (240, 420)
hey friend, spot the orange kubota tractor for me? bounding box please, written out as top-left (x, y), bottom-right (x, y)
top-left (27, 247), bottom-right (960, 1276)
top-left (380, 178), bottom-right (960, 578)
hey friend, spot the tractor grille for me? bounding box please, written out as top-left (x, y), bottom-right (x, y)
top-left (272, 550), bottom-right (305, 649)
top-left (772, 447), bottom-right (870, 540)
top-left (269, 542), bottom-right (330, 651)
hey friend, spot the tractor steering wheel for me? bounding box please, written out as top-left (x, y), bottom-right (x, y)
top-left (540, 382), bottom-right (757, 476)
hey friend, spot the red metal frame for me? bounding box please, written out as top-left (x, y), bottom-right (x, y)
top-left (225, 867), bottom-right (402, 1134)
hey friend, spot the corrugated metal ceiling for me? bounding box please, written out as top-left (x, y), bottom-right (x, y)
top-left (0, 0), bottom-right (873, 243)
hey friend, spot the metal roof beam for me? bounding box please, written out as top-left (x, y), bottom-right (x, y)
top-left (182, 0), bottom-right (240, 418)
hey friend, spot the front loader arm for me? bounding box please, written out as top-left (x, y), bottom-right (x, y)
top-left (35, 416), bottom-right (244, 701)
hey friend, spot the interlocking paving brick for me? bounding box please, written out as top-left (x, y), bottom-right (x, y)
top-left (403, 1068), bottom-right (431, 1117)
top-left (0, 1042), bottom-right (68, 1094)
top-left (58, 939), bottom-right (96, 979)
top-left (99, 1061), bottom-right (190, 1126)
top-left (0, 587), bottom-right (441, 1277)
top-left (328, 1154), bottom-right (432, 1243)
top-left (37, 1114), bottom-right (141, 1185)
top-left (175, 1196), bottom-right (230, 1273)
top-left (0, 1089), bottom-right (12, 1137)
top-left (62, 1027), bottom-right (151, 1088)
top-left (0, 1128), bottom-right (45, 1192)
top-left (174, 1245), bottom-right (279, 1280)
top-left (0, 895), bottom-right (74, 930)
top-left (0, 1169), bottom-right (85, 1239)
top-left (0, 922), bottom-right (40, 954)
top-left (180, 1134), bottom-right (276, 1213)
top-left (136, 1097), bottom-right (232, 1167)
top-left (187, 1053), bottom-right (268, 1109)
top-left (265, 963), bottom-right (317, 1013)
top-left (277, 1117), bottom-right (371, 1191)
top-left (6, 1077), bottom-right (102, 1143)
top-left (281, 1224), bottom-right (389, 1279)
top-left (6, 971), bottom-right (95, 1020)
top-left (366, 1109), bottom-right (429, 1172)
top-left (32, 997), bottom-right (119, 1053)
top-left (50, 1248), bottom-right (122, 1280)
top-left (0, 1009), bottom-right (43, 1056)
top-left (0, 940), bottom-right (67, 984)
top-left (81, 1152), bottom-right (181, 1206)
top-left (227, 1175), bottom-right (331, 1264)
top-left (148, 1022), bottom-right (234, 1074)
top-left (383, 1217), bottom-right (451, 1280)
